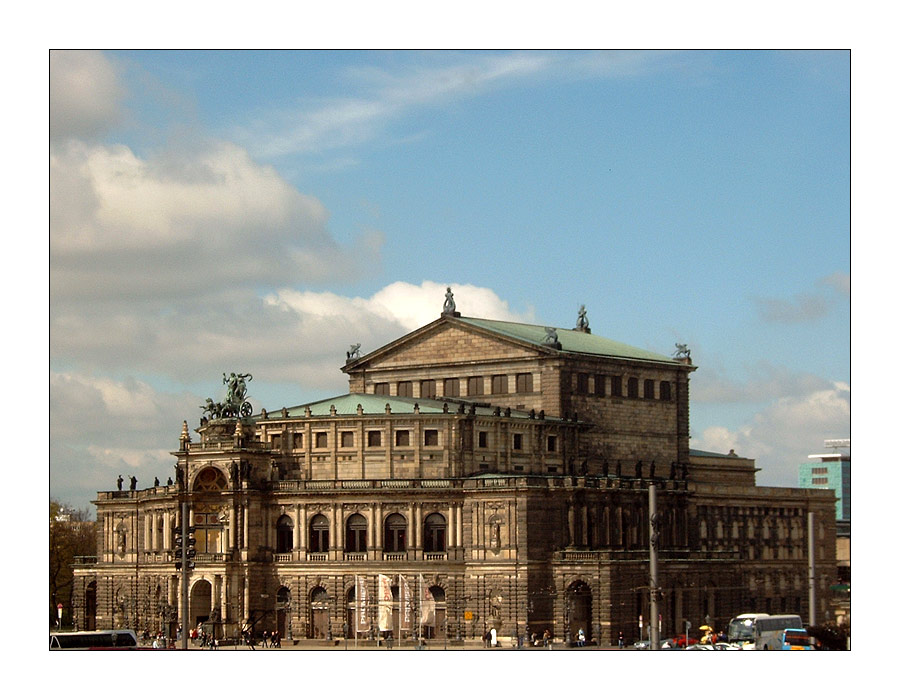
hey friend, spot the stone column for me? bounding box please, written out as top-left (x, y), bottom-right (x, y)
top-left (299, 504), bottom-right (308, 552)
top-left (448, 503), bottom-right (456, 549)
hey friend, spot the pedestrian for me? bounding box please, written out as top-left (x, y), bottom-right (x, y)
top-left (618, 631), bottom-right (624, 648)
top-left (272, 630), bottom-right (280, 648)
top-left (262, 629), bottom-right (270, 648)
top-left (490, 627), bottom-right (497, 647)
top-left (542, 629), bottom-right (551, 648)
top-left (577, 628), bottom-right (585, 647)
top-left (482, 629), bottom-right (489, 648)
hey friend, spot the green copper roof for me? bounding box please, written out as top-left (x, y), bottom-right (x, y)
top-left (264, 393), bottom-right (566, 421)
top-left (459, 317), bottom-right (679, 364)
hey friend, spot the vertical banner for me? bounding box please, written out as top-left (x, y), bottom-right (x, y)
top-left (399, 575), bottom-right (412, 631)
top-left (419, 574), bottom-right (435, 627)
top-left (356, 575), bottom-right (370, 632)
top-left (378, 574), bottom-right (393, 632)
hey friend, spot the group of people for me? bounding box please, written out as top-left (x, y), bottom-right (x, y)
top-left (481, 627), bottom-right (500, 647)
top-left (240, 628), bottom-right (281, 649)
top-left (190, 626), bottom-right (219, 649)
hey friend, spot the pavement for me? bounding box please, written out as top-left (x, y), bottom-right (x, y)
top-left (168, 638), bottom-right (631, 651)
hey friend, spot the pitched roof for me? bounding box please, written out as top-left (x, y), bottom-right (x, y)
top-left (261, 393), bottom-right (568, 422)
top-left (458, 317), bottom-right (681, 364)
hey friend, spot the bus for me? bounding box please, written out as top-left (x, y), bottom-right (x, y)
top-left (49, 629), bottom-right (139, 650)
top-left (781, 628), bottom-right (814, 651)
top-left (725, 614), bottom-right (803, 650)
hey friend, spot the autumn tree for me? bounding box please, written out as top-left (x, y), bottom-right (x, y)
top-left (49, 500), bottom-right (96, 628)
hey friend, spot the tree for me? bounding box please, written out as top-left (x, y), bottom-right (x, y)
top-left (49, 500), bottom-right (96, 628)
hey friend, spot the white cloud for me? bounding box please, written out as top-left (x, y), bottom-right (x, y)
top-left (234, 51), bottom-right (687, 161)
top-left (692, 381), bottom-right (850, 486)
top-left (50, 50), bottom-right (125, 142)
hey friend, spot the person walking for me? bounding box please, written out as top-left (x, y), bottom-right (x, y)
top-left (618, 631), bottom-right (624, 648)
top-left (577, 628), bottom-right (585, 647)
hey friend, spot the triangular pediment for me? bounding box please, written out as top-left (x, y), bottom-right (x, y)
top-left (345, 316), bottom-right (545, 372)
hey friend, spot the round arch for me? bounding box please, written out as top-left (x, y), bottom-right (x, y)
top-left (566, 580), bottom-right (593, 644)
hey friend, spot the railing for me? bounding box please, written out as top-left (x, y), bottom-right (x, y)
top-left (424, 552), bottom-right (446, 561)
top-left (345, 553), bottom-right (367, 561)
top-left (275, 553), bottom-right (292, 562)
top-left (384, 552), bottom-right (407, 561)
top-left (307, 553), bottom-right (328, 561)
top-left (73, 555), bottom-right (97, 567)
top-left (194, 553), bottom-right (225, 563)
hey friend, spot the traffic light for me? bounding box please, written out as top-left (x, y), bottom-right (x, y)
top-left (174, 528), bottom-right (197, 570)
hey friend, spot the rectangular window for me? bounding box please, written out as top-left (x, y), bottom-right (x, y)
top-left (315, 432), bottom-right (328, 448)
top-left (395, 430), bottom-right (410, 447)
top-left (443, 378), bottom-right (460, 397)
top-left (341, 431), bottom-right (354, 448)
top-left (424, 429), bottom-right (439, 446)
top-left (491, 375), bottom-right (508, 394)
top-left (611, 376), bottom-right (623, 397)
top-left (516, 373), bottom-right (533, 393)
top-left (468, 376), bottom-right (484, 395)
top-left (659, 381), bottom-right (671, 401)
top-left (627, 377), bottom-right (639, 398)
top-left (478, 431), bottom-right (488, 448)
top-left (577, 373), bottom-right (589, 394)
top-left (397, 381), bottom-right (412, 397)
top-left (595, 374), bottom-right (606, 397)
top-left (513, 433), bottom-right (523, 450)
top-left (421, 380), bottom-right (437, 399)
top-left (547, 435), bottom-right (557, 452)
top-left (644, 379), bottom-right (655, 399)
top-left (293, 433), bottom-right (303, 449)
top-left (272, 434), bottom-right (282, 450)
top-left (374, 382), bottom-right (389, 395)
top-left (367, 431), bottom-right (382, 448)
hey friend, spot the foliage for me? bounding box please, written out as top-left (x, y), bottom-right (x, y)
top-left (49, 500), bottom-right (96, 628)
top-left (807, 621), bottom-right (850, 650)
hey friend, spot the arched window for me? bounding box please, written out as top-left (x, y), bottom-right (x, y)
top-left (276, 515), bottom-right (293, 554)
top-left (193, 467), bottom-right (227, 492)
top-left (309, 514), bottom-right (329, 553)
top-left (423, 513), bottom-right (446, 552)
top-left (384, 513), bottom-right (407, 553)
top-left (345, 514), bottom-right (368, 553)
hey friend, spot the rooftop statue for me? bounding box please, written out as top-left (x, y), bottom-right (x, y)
top-left (542, 327), bottom-right (561, 348)
top-left (576, 305), bottom-right (590, 332)
top-left (201, 372), bottom-right (254, 420)
top-left (443, 286), bottom-right (456, 314)
top-left (347, 343), bottom-right (361, 360)
top-left (674, 343), bottom-right (691, 360)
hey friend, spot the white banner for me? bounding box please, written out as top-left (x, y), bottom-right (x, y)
top-left (377, 574), bottom-right (393, 631)
top-left (419, 574), bottom-right (435, 627)
top-left (399, 575), bottom-right (412, 631)
top-left (356, 575), bottom-right (370, 632)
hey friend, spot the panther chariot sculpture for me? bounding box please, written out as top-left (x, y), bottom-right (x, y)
top-left (201, 372), bottom-right (254, 420)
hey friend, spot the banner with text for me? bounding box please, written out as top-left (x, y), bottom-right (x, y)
top-left (378, 574), bottom-right (393, 631)
top-left (356, 575), bottom-right (370, 632)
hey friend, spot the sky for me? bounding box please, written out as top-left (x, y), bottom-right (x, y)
top-left (49, 49), bottom-right (850, 513)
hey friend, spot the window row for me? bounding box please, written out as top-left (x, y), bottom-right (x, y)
top-left (574, 373), bottom-right (673, 400)
top-left (273, 429), bottom-right (443, 450)
top-left (373, 373), bottom-right (535, 399)
top-left (277, 512), bottom-right (447, 555)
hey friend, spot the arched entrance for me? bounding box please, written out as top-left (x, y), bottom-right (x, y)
top-left (566, 580), bottom-right (593, 643)
top-left (190, 579), bottom-right (212, 627)
top-left (309, 587), bottom-right (330, 639)
top-left (84, 582), bottom-right (97, 631)
top-left (276, 587), bottom-right (290, 639)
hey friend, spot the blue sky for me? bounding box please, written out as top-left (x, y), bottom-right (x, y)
top-left (49, 49), bottom-right (849, 511)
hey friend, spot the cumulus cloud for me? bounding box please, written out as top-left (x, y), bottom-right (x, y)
top-left (50, 372), bottom-right (201, 509)
top-left (50, 139), bottom-right (381, 304)
top-left (691, 361), bottom-right (835, 404)
top-left (692, 381), bottom-right (850, 487)
top-left (50, 50), bottom-right (125, 142)
top-left (753, 272), bottom-right (849, 324)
